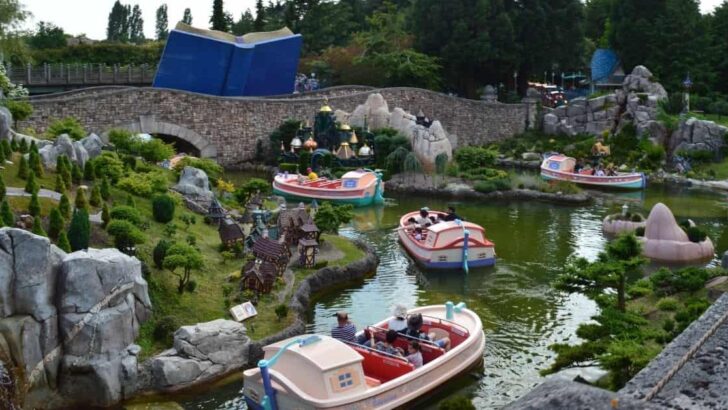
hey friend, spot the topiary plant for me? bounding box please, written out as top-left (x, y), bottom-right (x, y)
top-left (152, 193), bottom-right (176, 223)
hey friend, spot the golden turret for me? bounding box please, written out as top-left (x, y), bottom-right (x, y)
top-left (319, 97), bottom-right (332, 113)
top-left (349, 130), bottom-right (359, 145)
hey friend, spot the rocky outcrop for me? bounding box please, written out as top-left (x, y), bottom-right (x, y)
top-left (140, 319), bottom-right (249, 392)
top-left (80, 133), bottom-right (104, 158)
top-left (670, 117), bottom-right (728, 157)
top-left (38, 134), bottom-right (87, 170)
top-left (0, 107), bottom-right (11, 141)
top-left (0, 228), bottom-right (151, 409)
top-left (543, 65), bottom-right (666, 140)
top-left (640, 203), bottom-right (714, 263)
top-left (172, 166), bottom-right (214, 213)
top-left (723, 251), bottom-right (728, 269)
top-left (336, 93), bottom-right (453, 172)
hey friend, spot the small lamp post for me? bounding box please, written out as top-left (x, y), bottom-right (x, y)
top-left (513, 71), bottom-right (518, 93)
top-left (621, 203), bottom-right (629, 217)
top-left (298, 238), bottom-right (319, 268)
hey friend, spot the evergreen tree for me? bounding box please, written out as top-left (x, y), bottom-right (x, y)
top-left (156, 4), bottom-right (169, 40)
top-left (75, 188), bottom-right (88, 211)
top-left (10, 138), bottom-right (17, 152)
top-left (54, 174), bottom-right (65, 194)
top-left (1, 140), bottom-right (11, 158)
top-left (0, 199), bottom-right (12, 226)
top-left (83, 161), bottom-right (95, 182)
top-left (0, 173), bottom-right (5, 202)
top-left (182, 7), bottom-right (193, 25)
top-left (58, 155), bottom-right (72, 188)
top-left (18, 138), bottom-right (27, 153)
top-left (56, 231), bottom-right (71, 252)
top-left (254, 0), bottom-right (265, 31)
top-left (29, 150), bottom-right (43, 177)
top-left (31, 216), bottom-right (46, 237)
top-left (58, 193), bottom-right (71, 220)
top-left (48, 207), bottom-right (64, 240)
top-left (90, 184), bottom-right (102, 207)
top-left (67, 208), bottom-right (90, 251)
top-left (0, 144), bottom-right (5, 164)
top-left (232, 9), bottom-right (255, 35)
top-left (101, 202), bottom-right (110, 227)
top-left (709, 2), bottom-right (728, 94)
top-left (210, 0), bottom-right (228, 31)
top-left (129, 4), bottom-right (145, 44)
top-left (71, 163), bottom-right (82, 185)
top-left (107, 0), bottom-right (131, 42)
top-left (17, 155), bottom-right (28, 179)
top-left (28, 192), bottom-right (40, 216)
top-left (100, 176), bottom-right (111, 200)
top-left (25, 170), bottom-right (38, 194)
top-left (29, 140), bottom-right (37, 153)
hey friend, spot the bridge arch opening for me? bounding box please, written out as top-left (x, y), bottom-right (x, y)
top-left (105, 116), bottom-right (217, 159)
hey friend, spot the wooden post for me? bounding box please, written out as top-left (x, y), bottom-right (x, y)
top-left (67, 64), bottom-right (71, 84)
top-left (43, 63), bottom-right (48, 83)
top-left (98, 63), bottom-right (102, 83)
top-left (113, 64), bottom-right (118, 83)
top-left (26, 63), bottom-right (31, 85)
top-left (83, 64), bottom-right (88, 83)
top-left (127, 64), bottom-right (133, 83)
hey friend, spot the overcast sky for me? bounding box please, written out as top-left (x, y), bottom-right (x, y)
top-left (20, 0), bottom-right (726, 40)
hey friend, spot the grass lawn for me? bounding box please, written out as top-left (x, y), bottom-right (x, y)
top-left (688, 112), bottom-right (728, 127)
top-left (2, 153), bottom-right (58, 190)
top-left (700, 158), bottom-right (728, 180)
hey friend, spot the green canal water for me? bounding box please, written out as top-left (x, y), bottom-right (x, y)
top-left (174, 181), bottom-right (728, 410)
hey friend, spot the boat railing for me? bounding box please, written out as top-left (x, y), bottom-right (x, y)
top-left (367, 325), bottom-right (441, 348)
top-left (342, 340), bottom-right (411, 364)
top-left (421, 315), bottom-right (471, 338)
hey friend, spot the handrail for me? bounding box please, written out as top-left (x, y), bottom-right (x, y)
top-left (342, 339), bottom-right (410, 364)
top-left (367, 325), bottom-right (440, 348)
top-left (421, 313), bottom-right (471, 337)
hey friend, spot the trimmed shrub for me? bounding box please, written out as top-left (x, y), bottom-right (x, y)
top-left (46, 117), bottom-right (85, 140)
top-left (117, 171), bottom-right (168, 197)
top-left (89, 184), bottom-right (102, 207)
top-left (110, 205), bottom-right (142, 226)
top-left (278, 163), bottom-right (298, 173)
top-left (17, 155), bottom-right (28, 179)
top-left (173, 157), bottom-right (223, 180)
top-left (31, 216), bottom-right (46, 237)
top-left (56, 231), bottom-right (71, 252)
top-left (48, 207), bottom-right (64, 240)
top-left (275, 304), bottom-right (289, 321)
top-left (100, 176), bottom-right (111, 200)
top-left (153, 239), bottom-right (173, 269)
top-left (28, 192), bottom-right (41, 216)
top-left (1, 199), bottom-right (13, 226)
top-left (454, 146), bottom-right (496, 169)
top-left (101, 203), bottom-right (110, 227)
top-left (74, 188), bottom-right (88, 210)
top-left (153, 315), bottom-right (179, 345)
top-left (106, 219), bottom-right (145, 254)
top-left (58, 193), bottom-right (71, 220)
top-left (656, 297), bottom-right (679, 311)
top-left (91, 152), bottom-right (125, 182)
top-left (152, 194), bottom-right (176, 223)
top-left (685, 226), bottom-right (708, 243)
top-left (84, 161), bottom-right (96, 181)
top-left (67, 208), bottom-right (90, 251)
top-left (24, 170), bottom-right (38, 194)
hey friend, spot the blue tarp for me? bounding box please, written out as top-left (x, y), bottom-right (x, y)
top-left (153, 25), bottom-right (302, 96)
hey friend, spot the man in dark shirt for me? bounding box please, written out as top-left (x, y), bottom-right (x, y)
top-left (442, 206), bottom-right (462, 222)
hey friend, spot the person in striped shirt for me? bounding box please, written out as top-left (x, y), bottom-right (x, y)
top-left (331, 311), bottom-right (357, 343)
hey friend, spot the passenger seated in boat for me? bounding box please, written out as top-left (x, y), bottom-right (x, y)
top-left (306, 167), bottom-right (318, 181)
top-left (371, 329), bottom-right (404, 356)
top-left (606, 164), bottom-right (617, 176)
top-left (388, 304), bottom-right (408, 333)
top-left (415, 208), bottom-right (432, 227)
top-left (405, 217), bottom-right (417, 233)
top-left (442, 206), bottom-right (462, 222)
top-left (414, 227), bottom-right (423, 241)
top-left (429, 215), bottom-right (439, 225)
top-left (405, 313), bottom-right (451, 351)
top-left (595, 166), bottom-right (605, 177)
top-left (406, 341), bottom-right (423, 368)
top-left (331, 311), bottom-right (357, 343)
top-left (574, 160), bottom-right (583, 174)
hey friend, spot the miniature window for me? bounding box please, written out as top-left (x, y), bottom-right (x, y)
top-left (329, 367), bottom-right (360, 393)
top-left (343, 179), bottom-right (357, 188)
top-left (438, 256), bottom-right (447, 262)
top-left (478, 253), bottom-right (487, 259)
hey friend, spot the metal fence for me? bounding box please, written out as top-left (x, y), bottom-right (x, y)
top-left (5, 63), bottom-right (157, 86)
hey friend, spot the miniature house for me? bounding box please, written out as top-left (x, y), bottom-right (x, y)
top-left (219, 217), bottom-right (245, 247)
top-left (252, 236), bottom-right (290, 276)
top-left (241, 258), bottom-right (278, 294)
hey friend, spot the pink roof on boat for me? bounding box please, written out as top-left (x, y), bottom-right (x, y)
top-left (546, 155), bottom-right (570, 162)
top-left (341, 170), bottom-right (371, 179)
top-left (428, 220), bottom-right (484, 233)
top-left (265, 335), bottom-right (362, 372)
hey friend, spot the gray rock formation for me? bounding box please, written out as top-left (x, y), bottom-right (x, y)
top-left (0, 106), bottom-right (11, 141)
top-left (172, 166), bottom-right (214, 213)
top-left (543, 65), bottom-right (665, 138)
top-left (80, 133), bottom-right (104, 159)
top-left (722, 250), bottom-right (728, 269)
top-left (336, 93), bottom-right (453, 172)
top-left (670, 117), bottom-right (728, 157)
top-left (144, 319), bottom-right (249, 391)
top-left (38, 134), bottom-right (88, 170)
top-left (0, 228), bottom-right (151, 409)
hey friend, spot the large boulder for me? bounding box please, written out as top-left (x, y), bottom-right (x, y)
top-left (80, 133), bottom-right (105, 159)
top-left (347, 93), bottom-right (391, 129)
top-left (0, 106), bottom-right (11, 141)
top-left (38, 134), bottom-right (78, 170)
top-left (72, 140), bottom-right (89, 167)
top-left (410, 121), bottom-right (452, 172)
top-left (147, 319), bottom-right (250, 391)
top-left (172, 166), bottom-right (215, 213)
top-left (623, 65), bottom-right (668, 100)
top-left (670, 117), bottom-right (728, 157)
top-left (723, 250), bottom-right (728, 269)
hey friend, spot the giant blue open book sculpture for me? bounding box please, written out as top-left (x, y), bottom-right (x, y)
top-left (153, 23), bottom-right (302, 96)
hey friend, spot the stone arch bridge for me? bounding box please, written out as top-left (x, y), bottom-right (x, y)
top-left (21, 86), bottom-right (534, 168)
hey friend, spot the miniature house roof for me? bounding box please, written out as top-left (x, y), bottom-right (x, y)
top-left (301, 223), bottom-right (319, 234)
top-left (279, 208), bottom-right (312, 228)
top-left (208, 198), bottom-right (226, 218)
top-left (243, 258), bottom-right (278, 282)
top-left (253, 237), bottom-right (289, 260)
top-left (219, 218), bottom-right (244, 242)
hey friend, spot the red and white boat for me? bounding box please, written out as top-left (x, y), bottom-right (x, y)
top-left (541, 155), bottom-right (646, 189)
top-left (398, 210), bottom-right (496, 271)
top-left (243, 303), bottom-right (485, 410)
top-left (272, 169), bottom-right (385, 207)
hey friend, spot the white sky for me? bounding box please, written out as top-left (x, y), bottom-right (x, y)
top-left (20, 0), bottom-right (727, 40)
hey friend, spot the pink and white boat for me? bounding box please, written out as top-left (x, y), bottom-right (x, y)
top-left (541, 154), bottom-right (646, 189)
top-left (272, 169), bottom-right (384, 207)
top-left (398, 210), bottom-right (496, 271)
top-left (243, 303), bottom-right (485, 410)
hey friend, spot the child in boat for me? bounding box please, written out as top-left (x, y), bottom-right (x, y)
top-left (306, 167), bottom-right (318, 180)
top-left (406, 341), bottom-right (423, 368)
top-left (371, 329), bottom-right (404, 357)
top-left (405, 217), bottom-right (417, 233)
top-left (388, 304), bottom-right (408, 333)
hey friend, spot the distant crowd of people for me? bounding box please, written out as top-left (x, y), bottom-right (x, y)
top-left (294, 73), bottom-right (320, 93)
top-left (330, 304), bottom-right (452, 369)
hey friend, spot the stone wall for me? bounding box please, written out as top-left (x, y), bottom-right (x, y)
top-left (22, 86), bottom-right (529, 168)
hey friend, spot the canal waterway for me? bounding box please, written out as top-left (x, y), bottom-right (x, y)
top-left (174, 180), bottom-right (728, 410)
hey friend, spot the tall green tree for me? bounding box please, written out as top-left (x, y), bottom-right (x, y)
top-left (28, 191), bottom-right (40, 216)
top-left (67, 208), bottom-right (90, 251)
top-left (254, 0), bottom-right (265, 31)
top-left (56, 231), bottom-right (71, 252)
top-left (0, 0), bottom-right (30, 64)
top-left (107, 0), bottom-right (131, 42)
top-left (210, 0), bottom-right (228, 31)
top-left (0, 199), bottom-right (13, 226)
top-left (707, 1), bottom-right (728, 94)
top-left (163, 243), bottom-right (204, 293)
top-left (155, 4), bottom-right (169, 40)
top-left (129, 4), bottom-right (145, 44)
top-left (48, 207), bottom-right (64, 240)
top-left (182, 7), bottom-right (193, 25)
top-left (27, 21), bottom-right (66, 49)
top-left (58, 193), bottom-right (71, 220)
top-left (231, 9), bottom-right (255, 35)
top-left (31, 216), bottom-right (46, 237)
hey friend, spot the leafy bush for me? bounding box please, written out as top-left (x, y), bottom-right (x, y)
top-left (109, 205), bottom-right (142, 226)
top-left (373, 131), bottom-right (410, 168)
top-left (153, 239), bottom-right (173, 269)
top-left (279, 163), bottom-right (298, 173)
top-left (153, 315), bottom-right (179, 345)
top-left (656, 297), bottom-right (679, 311)
top-left (630, 214), bottom-right (643, 222)
top-left (607, 123), bottom-right (639, 161)
top-left (46, 117), bottom-right (85, 140)
top-left (106, 219), bottom-right (145, 254)
top-left (173, 157), bottom-right (223, 180)
top-left (275, 304), bottom-right (289, 321)
top-left (152, 194), bottom-right (176, 223)
top-left (233, 178), bottom-right (270, 205)
top-left (628, 278), bottom-right (653, 298)
top-left (117, 171), bottom-right (168, 197)
top-left (314, 202), bottom-right (354, 233)
top-left (2, 99), bottom-right (32, 125)
top-left (650, 267), bottom-right (712, 296)
top-left (675, 297), bottom-right (711, 332)
top-left (635, 226), bottom-right (645, 236)
top-left (454, 147), bottom-right (496, 169)
top-left (685, 226), bottom-right (708, 243)
top-left (109, 128), bottom-right (175, 162)
top-left (678, 149), bottom-right (714, 164)
top-left (91, 152), bottom-right (125, 182)
top-left (185, 280), bottom-right (197, 292)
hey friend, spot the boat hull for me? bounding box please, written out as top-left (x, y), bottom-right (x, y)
top-left (272, 186), bottom-right (379, 207)
top-left (243, 306), bottom-right (485, 410)
top-left (272, 172), bottom-right (384, 207)
top-left (541, 167), bottom-right (645, 189)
